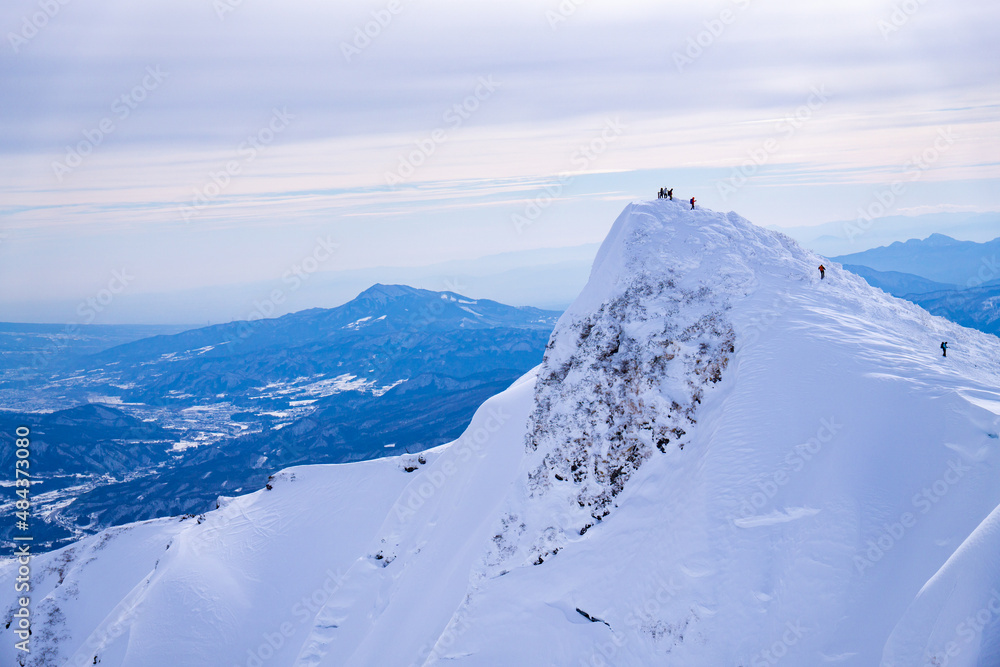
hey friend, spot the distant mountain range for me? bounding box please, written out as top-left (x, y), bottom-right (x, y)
top-left (908, 283), bottom-right (1000, 336)
top-left (835, 234), bottom-right (1000, 337)
top-left (834, 233), bottom-right (1000, 286)
top-left (0, 322), bottom-right (191, 377)
top-left (79, 283), bottom-right (558, 405)
top-left (776, 211), bottom-right (1000, 256)
top-left (0, 284), bottom-right (560, 549)
top-left (0, 244), bottom-right (598, 325)
top-left (840, 265), bottom-right (958, 296)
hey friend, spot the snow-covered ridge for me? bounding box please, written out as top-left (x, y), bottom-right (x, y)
top-left (487, 202), bottom-right (845, 574)
top-left (3, 200), bottom-right (1000, 666)
top-left (488, 203), bottom-right (774, 572)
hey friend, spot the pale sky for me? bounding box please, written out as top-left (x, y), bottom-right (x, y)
top-left (1, 0), bottom-right (998, 322)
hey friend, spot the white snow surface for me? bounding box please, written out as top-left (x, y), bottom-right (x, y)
top-left (3, 200), bottom-right (1000, 666)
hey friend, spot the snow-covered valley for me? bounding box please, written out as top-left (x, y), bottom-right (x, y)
top-left (0, 287), bottom-right (557, 549)
top-left (3, 200), bottom-right (999, 666)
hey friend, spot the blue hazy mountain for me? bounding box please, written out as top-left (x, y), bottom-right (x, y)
top-left (0, 244), bottom-right (598, 325)
top-left (0, 284), bottom-right (560, 549)
top-left (837, 235), bottom-right (1000, 340)
top-left (0, 322), bottom-right (191, 378)
top-left (840, 265), bottom-right (958, 296)
top-left (79, 284), bottom-right (557, 403)
top-left (833, 234), bottom-right (1000, 286)
top-left (906, 282), bottom-right (1000, 337)
top-left (776, 211), bottom-right (1000, 256)
top-left (3, 284), bottom-right (558, 409)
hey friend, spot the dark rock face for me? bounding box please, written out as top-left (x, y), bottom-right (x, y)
top-left (519, 278), bottom-right (734, 563)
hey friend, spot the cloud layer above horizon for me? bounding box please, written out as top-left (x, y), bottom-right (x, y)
top-left (1, 0), bottom-right (998, 316)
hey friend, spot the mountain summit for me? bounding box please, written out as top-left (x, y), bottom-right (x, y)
top-left (4, 201), bottom-right (1000, 666)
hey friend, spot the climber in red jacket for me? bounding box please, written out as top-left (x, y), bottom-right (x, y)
top-left (690, 197), bottom-right (696, 210)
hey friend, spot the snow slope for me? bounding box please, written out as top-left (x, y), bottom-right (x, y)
top-left (3, 200), bottom-right (1000, 667)
top-left (0, 371), bottom-right (538, 667)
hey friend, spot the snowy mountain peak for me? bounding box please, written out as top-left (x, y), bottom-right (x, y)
top-left (922, 232), bottom-right (961, 245)
top-left (355, 282), bottom-right (424, 300)
top-left (486, 200), bottom-right (802, 572)
top-left (568, 200), bottom-right (814, 318)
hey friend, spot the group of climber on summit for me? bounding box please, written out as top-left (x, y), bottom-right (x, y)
top-left (657, 187), bottom-right (696, 210)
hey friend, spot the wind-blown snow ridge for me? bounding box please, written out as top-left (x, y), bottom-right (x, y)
top-left (3, 200), bottom-right (1000, 667)
top-left (881, 501), bottom-right (1000, 667)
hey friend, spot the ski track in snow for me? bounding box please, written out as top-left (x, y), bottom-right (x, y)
top-left (2, 200), bottom-right (999, 666)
